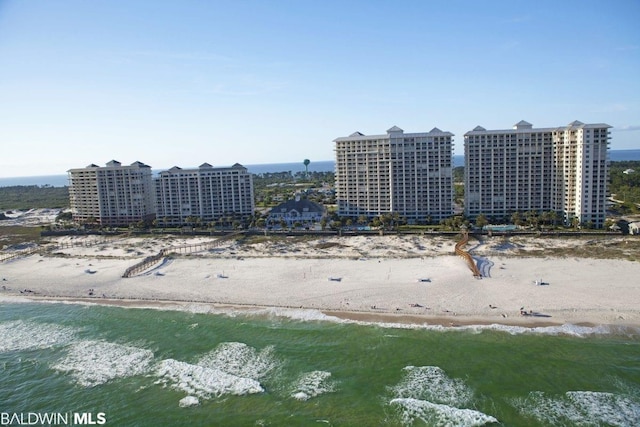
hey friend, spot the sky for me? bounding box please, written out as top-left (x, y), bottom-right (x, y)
top-left (1, 0), bottom-right (639, 178)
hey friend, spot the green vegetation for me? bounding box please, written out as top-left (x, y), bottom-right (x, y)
top-left (0, 185), bottom-right (69, 210)
top-left (453, 166), bottom-right (464, 183)
top-left (609, 161), bottom-right (640, 214)
top-left (0, 225), bottom-right (44, 248)
top-left (253, 171), bottom-right (334, 208)
top-left (508, 236), bottom-right (640, 262)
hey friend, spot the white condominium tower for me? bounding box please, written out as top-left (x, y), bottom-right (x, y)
top-left (464, 120), bottom-right (610, 227)
top-left (334, 126), bottom-right (453, 223)
top-left (68, 160), bottom-right (155, 226)
top-left (155, 163), bottom-right (254, 226)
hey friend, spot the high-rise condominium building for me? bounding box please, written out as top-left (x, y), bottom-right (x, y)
top-left (155, 163), bottom-right (254, 226)
top-left (334, 126), bottom-right (453, 223)
top-left (464, 120), bottom-right (610, 227)
top-left (68, 160), bottom-right (155, 226)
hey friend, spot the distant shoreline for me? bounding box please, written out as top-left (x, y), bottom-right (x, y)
top-left (0, 160), bottom-right (337, 188)
top-left (3, 149), bottom-right (640, 187)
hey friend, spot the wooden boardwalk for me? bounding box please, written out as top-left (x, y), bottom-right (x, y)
top-left (455, 232), bottom-right (482, 278)
top-left (0, 247), bottom-right (39, 263)
top-left (122, 231), bottom-right (244, 278)
top-left (0, 237), bottom-right (114, 263)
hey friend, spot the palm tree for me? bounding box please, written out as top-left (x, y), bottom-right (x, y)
top-left (571, 217), bottom-right (580, 230)
top-left (525, 211), bottom-right (539, 229)
top-left (371, 217), bottom-right (382, 229)
top-left (475, 214), bottom-right (489, 229)
top-left (511, 212), bottom-right (522, 226)
top-left (185, 216), bottom-right (197, 227)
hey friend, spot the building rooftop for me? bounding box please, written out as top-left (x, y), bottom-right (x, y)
top-left (464, 120), bottom-right (611, 136)
top-left (157, 163), bottom-right (248, 176)
top-left (334, 126), bottom-right (453, 142)
top-left (269, 198), bottom-right (326, 215)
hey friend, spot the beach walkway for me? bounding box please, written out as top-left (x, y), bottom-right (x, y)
top-left (122, 231), bottom-right (244, 278)
top-left (455, 232), bottom-right (482, 278)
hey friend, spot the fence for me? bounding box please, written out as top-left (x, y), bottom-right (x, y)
top-left (0, 247), bottom-right (40, 263)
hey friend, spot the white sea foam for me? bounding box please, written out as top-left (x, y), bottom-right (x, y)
top-left (390, 398), bottom-right (498, 426)
top-left (362, 321), bottom-right (628, 338)
top-left (250, 307), bottom-right (343, 323)
top-left (0, 295), bottom-right (33, 304)
top-left (53, 340), bottom-right (154, 387)
top-left (13, 297), bottom-right (635, 338)
top-left (241, 307), bottom-right (629, 338)
top-left (197, 342), bottom-right (279, 379)
top-left (155, 358), bottom-right (263, 398)
top-left (391, 366), bottom-right (473, 407)
top-left (20, 296), bottom-right (638, 338)
top-left (0, 320), bottom-right (76, 353)
top-left (134, 304), bottom-right (341, 322)
top-left (464, 322), bottom-right (616, 337)
top-left (290, 370), bottom-right (336, 401)
top-left (512, 390), bottom-right (640, 426)
top-left (388, 366), bottom-right (498, 425)
top-left (178, 396), bottom-right (200, 407)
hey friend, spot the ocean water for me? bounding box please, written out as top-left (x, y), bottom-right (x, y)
top-left (1, 301), bottom-right (638, 426)
top-left (3, 151), bottom-right (639, 188)
top-left (0, 161), bottom-right (337, 189)
top-left (610, 149), bottom-right (640, 162)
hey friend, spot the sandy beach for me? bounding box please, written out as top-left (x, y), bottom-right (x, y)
top-left (1, 233), bottom-right (639, 328)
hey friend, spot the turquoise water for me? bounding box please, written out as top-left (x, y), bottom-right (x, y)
top-left (482, 225), bottom-right (518, 232)
top-left (1, 301), bottom-right (639, 426)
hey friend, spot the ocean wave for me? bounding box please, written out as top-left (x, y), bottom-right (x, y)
top-left (310, 314), bottom-right (636, 337)
top-left (178, 396), bottom-right (200, 407)
top-left (0, 320), bottom-right (77, 353)
top-left (390, 398), bottom-right (498, 426)
top-left (243, 307), bottom-right (343, 322)
top-left (6, 298), bottom-right (639, 338)
top-left (197, 305), bottom-right (638, 338)
top-left (290, 370), bottom-right (336, 401)
top-left (155, 358), bottom-right (263, 399)
top-left (52, 340), bottom-right (154, 387)
top-left (454, 322), bottom-right (629, 337)
top-left (511, 390), bottom-right (640, 426)
top-left (388, 365), bottom-right (497, 425)
top-left (197, 342), bottom-right (279, 379)
top-left (0, 295), bottom-right (34, 304)
top-left (390, 366), bottom-right (473, 407)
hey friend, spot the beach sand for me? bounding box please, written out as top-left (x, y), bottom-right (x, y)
top-left (1, 234), bottom-right (639, 328)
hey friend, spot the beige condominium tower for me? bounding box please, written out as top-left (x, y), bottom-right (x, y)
top-left (334, 126), bottom-right (453, 224)
top-left (154, 162), bottom-right (254, 227)
top-left (68, 160), bottom-right (156, 226)
top-left (464, 120), bottom-right (610, 228)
